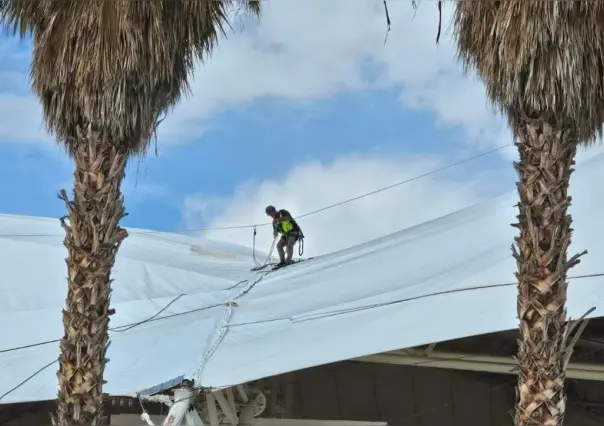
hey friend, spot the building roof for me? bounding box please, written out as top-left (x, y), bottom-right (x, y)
top-left (2, 153), bottom-right (604, 404)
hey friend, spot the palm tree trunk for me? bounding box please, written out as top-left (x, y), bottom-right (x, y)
top-left (53, 125), bottom-right (128, 426)
top-left (513, 118), bottom-right (585, 426)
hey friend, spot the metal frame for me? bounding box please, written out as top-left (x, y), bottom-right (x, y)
top-left (138, 382), bottom-right (267, 426)
top-left (135, 382), bottom-right (387, 426)
top-left (355, 348), bottom-right (604, 381)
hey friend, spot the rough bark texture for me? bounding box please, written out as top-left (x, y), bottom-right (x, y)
top-left (512, 119), bottom-right (585, 426)
top-left (53, 125), bottom-right (128, 426)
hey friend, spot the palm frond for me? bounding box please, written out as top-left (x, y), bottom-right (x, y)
top-left (454, 0), bottom-right (604, 144)
top-left (411, 0), bottom-right (443, 43)
top-left (0, 0), bottom-right (39, 37)
top-left (0, 0), bottom-right (261, 156)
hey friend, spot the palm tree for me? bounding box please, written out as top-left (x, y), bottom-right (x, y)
top-left (452, 2), bottom-right (604, 425)
top-left (0, 1), bottom-right (259, 425)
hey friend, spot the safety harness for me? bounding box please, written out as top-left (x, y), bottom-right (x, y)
top-left (250, 215), bottom-right (305, 272)
top-left (277, 213), bottom-right (304, 257)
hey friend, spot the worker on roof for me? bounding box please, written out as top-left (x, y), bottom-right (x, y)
top-left (265, 205), bottom-right (304, 267)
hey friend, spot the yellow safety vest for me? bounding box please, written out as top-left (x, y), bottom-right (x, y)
top-left (280, 219), bottom-right (294, 234)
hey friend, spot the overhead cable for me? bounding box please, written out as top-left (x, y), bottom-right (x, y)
top-left (0, 143), bottom-right (512, 239)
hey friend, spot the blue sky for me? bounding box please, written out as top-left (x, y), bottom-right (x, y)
top-left (0, 2), bottom-right (522, 252)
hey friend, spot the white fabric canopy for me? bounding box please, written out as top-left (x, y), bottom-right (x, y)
top-left (2, 152), bottom-right (604, 404)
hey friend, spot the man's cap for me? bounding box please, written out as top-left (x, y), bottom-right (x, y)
top-left (265, 205), bottom-right (277, 214)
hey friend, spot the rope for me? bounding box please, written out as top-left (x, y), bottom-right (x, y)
top-left (0, 358), bottom-right (57, 402)
top-left (226, 271), bottom-right (604, 328)
top-left (252, 226), bottom-right (261, 268)
top-left (0, 293), bottom-right (187, 402)
top-left (3, 270), bottom-right (603, 402)
top-left (207, 143), bottom-right (511, 232)
top-left (251, 229), bottom-right (278, 271)
top-left (0, 144), bottom-right (512, 239)
top-left (0, 142), bottom-right (510, 269)
top-left (265, 238), bottom-right (277, 265)
top-left (190, 271), bottom-right (271, 386)
top-left (5, 271), bottom-right (604, 358)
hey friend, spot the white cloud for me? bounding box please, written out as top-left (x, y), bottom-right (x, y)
top-left (159, 1), bottom-right (506, 149)
top-left (0, 2), bottom-right (506, 151)
top-left (185, 153), bottom-right (499, 257)
top-left (0, 37), bottom-right (52, 146)
top-left (6, 0), bottom-right (601, 161)
top-left (0, 93), bottom-right (51, 145)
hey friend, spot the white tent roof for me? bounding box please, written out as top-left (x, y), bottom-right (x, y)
top-left (2, 153), bottom-right (604, 404)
